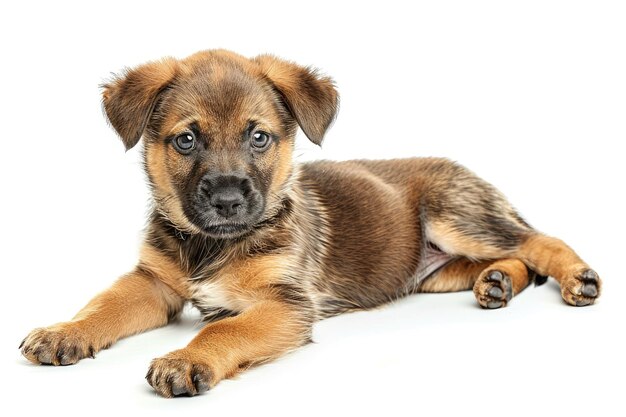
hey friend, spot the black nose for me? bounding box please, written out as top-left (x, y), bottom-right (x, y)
top-left (210, 188), bottom-right (245, 218)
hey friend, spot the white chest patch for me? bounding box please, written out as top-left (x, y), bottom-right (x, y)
top-left (191, 281), bottom-right (238, 314)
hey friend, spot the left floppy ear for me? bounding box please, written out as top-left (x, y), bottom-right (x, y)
top-left (254, 55), bottom-right (339, 146)
top-left (101, 58), bottom-right (178, 150)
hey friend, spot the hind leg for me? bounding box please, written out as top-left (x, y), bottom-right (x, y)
top-left (419, 257), bottom-right (533, 308)
top-left (420, 159), bottom-right (601, 307)
top-left (427, 223), bottom-right (601, 307)
top-left (517, 234), bottom-right (601, 306)
top-left (473, 258), bottom-right (532, 309)
top-left (419, 258), bottom-right (487, 293)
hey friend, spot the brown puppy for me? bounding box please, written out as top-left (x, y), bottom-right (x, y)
top-left (20, 50), bottom-right (602, 397)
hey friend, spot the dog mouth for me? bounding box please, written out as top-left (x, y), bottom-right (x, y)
top-left (182, 192), bottom-right (265, 239)
top-left (183, 207), bottom-right (262, 239)
top-left (200, 222), bottom-right (253, 239)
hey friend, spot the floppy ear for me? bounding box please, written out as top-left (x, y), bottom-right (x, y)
top-left (254, 55), bottom-right (339, 146)
top-left (101, 58), bottom-right (178, 150)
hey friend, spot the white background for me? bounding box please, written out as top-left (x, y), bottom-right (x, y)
top-left (1, 1), bottom-right (624, 415)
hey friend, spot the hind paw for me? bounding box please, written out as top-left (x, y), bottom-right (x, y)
top-left (474, 270), bottom-right (513, 309)
top-left (562, 268), bottom-right (601, 306)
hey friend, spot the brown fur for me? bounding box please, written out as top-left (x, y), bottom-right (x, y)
top-left (517, 235), bottom-right (601, 306)
top-left (419, 258), bottom-right (487, 293)
top-left (20, 49), bottom-right (601, 397)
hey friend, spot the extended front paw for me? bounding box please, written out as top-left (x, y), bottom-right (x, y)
top-left (20, 323), bottom-right (95, 366)
top-left (146, 351), bottom-right (213, 398)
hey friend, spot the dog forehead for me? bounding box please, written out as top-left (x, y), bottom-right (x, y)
top-left (166, 57), bottom-right (273, 131)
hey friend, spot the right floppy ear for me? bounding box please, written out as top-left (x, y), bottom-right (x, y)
top-left (254, 55), bottom-right (338, 146)
top-left (101, 58), bottom-right (178, 150)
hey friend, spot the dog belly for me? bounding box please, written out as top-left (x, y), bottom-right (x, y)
top-left (312, 241), bottom-right (457, 317)
top-left (406, 243), bottom-right (458, 292)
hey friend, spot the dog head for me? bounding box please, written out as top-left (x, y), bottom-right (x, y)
top-left (102, 50), bottom-right (338, 238)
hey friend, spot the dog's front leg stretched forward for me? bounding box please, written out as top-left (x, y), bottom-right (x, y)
top-left (146, 300), bottom-right (311, 397)
top-left (20, 269), bottom-right (184, 365)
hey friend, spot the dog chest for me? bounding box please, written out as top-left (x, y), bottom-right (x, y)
top-left (190, 281), bottom-right (245, 321)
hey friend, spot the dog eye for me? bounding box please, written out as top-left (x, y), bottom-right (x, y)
top-left (250, 131), bottom-right (271, 151)
top-left (172, 132), bottom-right (196, 154)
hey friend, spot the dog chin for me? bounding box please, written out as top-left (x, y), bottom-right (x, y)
top-left (201, 223), bottom-right (253, 239)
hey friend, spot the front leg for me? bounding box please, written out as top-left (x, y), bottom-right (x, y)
top-left (146, 300), bottom-right (311, 397)
top-left (20, 269), bottom-right (184, 365)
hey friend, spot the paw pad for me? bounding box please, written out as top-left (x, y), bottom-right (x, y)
top-left (146, 356), bottom-right (212, 398)
top-left (563, 268), bottom-right (601, 307)
top-left (474, 270), bottom-right (513, 309)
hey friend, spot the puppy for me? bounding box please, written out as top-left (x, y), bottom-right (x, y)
top-left (20, 50), bottom-right (602, 397)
